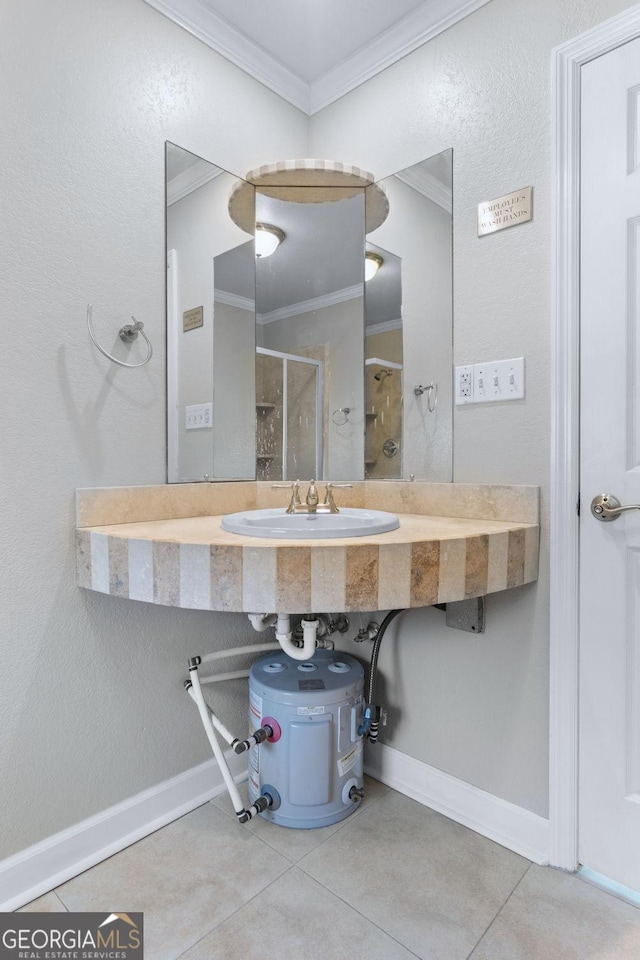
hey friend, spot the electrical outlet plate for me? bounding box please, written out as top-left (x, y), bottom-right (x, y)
top-left (454, 364), bottom-right (474, 405)
top-left (473, 357), bottom-right (525, 403)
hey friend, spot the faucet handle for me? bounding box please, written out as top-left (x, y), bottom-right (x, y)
top-left (271, 480), bottom-right (301, 513)
top-left (323, 482), bottom-right (353, 513)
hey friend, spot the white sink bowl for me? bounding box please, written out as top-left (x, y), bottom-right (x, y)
top-left (221, 507), bottom-right (400, 539)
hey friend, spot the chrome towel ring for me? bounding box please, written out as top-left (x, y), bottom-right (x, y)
top-left (87, 303), bottom-right (153, 368)
top-left (414, 381), bottom-right (438, 413)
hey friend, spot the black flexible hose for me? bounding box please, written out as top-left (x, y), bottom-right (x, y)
top-left (365, 609), bottom-right (403, 743)
top-left (367, 609), bottom-right (402, 706)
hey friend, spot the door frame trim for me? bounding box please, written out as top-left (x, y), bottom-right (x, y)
top-left (551, 3), bottom-right (640, 871)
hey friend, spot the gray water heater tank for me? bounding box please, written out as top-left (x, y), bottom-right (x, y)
top-left (248, 649), bottom-right (365, 828)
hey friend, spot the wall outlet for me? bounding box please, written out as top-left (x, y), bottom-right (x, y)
top-left (185, 402), bottom-right (213, 429)
top-left (473, 357), bottom-right (525, 403)
top-left (455, 365), bottom-right (474, 404)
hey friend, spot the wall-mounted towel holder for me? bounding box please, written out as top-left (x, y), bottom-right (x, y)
top-left (86, 303), bottom-right (153, 368)
top-left (414, 381), bottom-right (437, 413)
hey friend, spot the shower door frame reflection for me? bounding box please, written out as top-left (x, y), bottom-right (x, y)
top-left (256, 347), bottom-right (324, 480)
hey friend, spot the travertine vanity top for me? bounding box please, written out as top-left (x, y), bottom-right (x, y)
top-left (76, 481), bottom-right (539, 613)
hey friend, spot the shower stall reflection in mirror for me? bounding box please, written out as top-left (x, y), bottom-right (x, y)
top-left (256, 347), bottom-right (323, 482)
top-left (364, 357), bottom-right (403, 480)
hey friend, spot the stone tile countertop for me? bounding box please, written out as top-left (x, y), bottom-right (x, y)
top-left (76, 481), bottom-right (539, 614)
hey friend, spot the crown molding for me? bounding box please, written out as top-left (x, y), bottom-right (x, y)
top-left (145, 0), bottom-right (492, 116)
top-left (215, 286), bottom-right (402, 332)
top-left (366, 318), bottom-right (403, 335)
top-left (213, 289), bottom-right (255, 312)
top-left (167, 160), bottom-right (223, 205)
top-left (257, 283), bottom-right (363, 325)
top-left (394, 168), bottom-right (452, 214)
top-left (308, 0), bottom-right (493, 113)
top-left (143, 0), bottom-right (311, 112)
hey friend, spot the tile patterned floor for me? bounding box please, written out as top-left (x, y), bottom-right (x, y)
top-left (21, 778), bottom-right (640, 960)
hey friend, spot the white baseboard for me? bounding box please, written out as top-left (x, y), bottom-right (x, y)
top-left (0, 753), bottom-right (247, 912)
top-left (365, 743), bottom-right (550, 865)
top-left (1, 743), bottom-right (550, 911)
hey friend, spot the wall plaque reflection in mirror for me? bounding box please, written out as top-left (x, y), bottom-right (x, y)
top-left (165, 146), bottom-right (452, 484)
top-left (166, 142), bottom-right (256, 482)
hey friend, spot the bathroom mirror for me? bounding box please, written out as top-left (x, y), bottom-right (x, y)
top-left (254, 187), bottom-right (366, 482)
top-left (166, 143), bottom-right (452, 483)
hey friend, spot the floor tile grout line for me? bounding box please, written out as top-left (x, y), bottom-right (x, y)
top-left (174, 794), bottom-right (408, 959)
top-left (53, 890), bottom-right (69, 912)
top-left (232, 789), bottom-right (385, 867)
top-left (210, 778), bottom-right (390, 864)
top-left (208, 795), bottom-right (338, 866)
top-left (53, 798), bottom-right (219, 908)
top-left (53, 806), bottom-right (295, 956)
top-left (171, 861), bottom-right (298, 960)
top-left (170, 858), bottom-right (423, 960)
top-left (54, 783), bottom-right (391, 951)
top-left (29, 890), bottom-right (70, 913)
top-left (294, 857), bottom-right (423, 958)
top-left (54, 887), bottom-right (74, 911)
top-left (463, 861), bottom-right (533, 960)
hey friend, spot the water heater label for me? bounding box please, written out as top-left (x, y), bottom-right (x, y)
top-left (299, 679), bottom-right (325, 691)
top-left (337, 741), bottom-right (362, 777)
top-left (297, 705), bottom-right (325, 716)
top-left (248, 742), bottom-right (260, 792)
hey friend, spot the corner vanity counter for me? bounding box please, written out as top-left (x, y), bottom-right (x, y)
top-left (76, 481), bottom-right (539, 613)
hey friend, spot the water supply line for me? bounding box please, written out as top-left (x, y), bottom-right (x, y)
top-left (359, 609), bottom-right (403, 743)
top-left (186, 656), bottom-right (275, 823)
top-left (197, 642), bottom-right (281, 684)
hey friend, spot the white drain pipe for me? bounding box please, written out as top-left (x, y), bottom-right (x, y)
top-left (276, 614), bottom-right (318, 661)
top-left (247, 613), bottom-right (278, 632)
top-left (247, 613), bottom-right (319, 661)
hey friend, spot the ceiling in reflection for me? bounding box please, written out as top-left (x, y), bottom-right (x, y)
top-left (167, 149), bottom-right (451, 329)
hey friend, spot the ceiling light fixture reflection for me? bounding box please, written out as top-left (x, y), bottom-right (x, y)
top-left (255, 222), bottom-right (285, 258)
top-left (365, 251), bottom-right (383, 281)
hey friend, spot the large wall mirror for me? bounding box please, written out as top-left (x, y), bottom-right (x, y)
top-left (166, 144), bottom-right (452, 483)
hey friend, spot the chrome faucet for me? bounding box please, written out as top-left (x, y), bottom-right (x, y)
top-left (271, 479), bottom-right (353, 514)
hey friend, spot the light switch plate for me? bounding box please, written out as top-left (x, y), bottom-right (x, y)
top-left (185, 402), bottom-right (213, 429)
top-left (473, 357), bottom-right (525, 403)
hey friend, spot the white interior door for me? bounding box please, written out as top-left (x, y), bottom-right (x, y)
top-left (580, 35), bottom-right (640, 892)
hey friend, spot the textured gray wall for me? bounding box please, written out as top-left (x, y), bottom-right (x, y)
top-left (310, 0), bottom-right (632, 817)
top-left (1, 0), bottom-right (634, 861)
top-left (0, 0), bottom-right (307, 859)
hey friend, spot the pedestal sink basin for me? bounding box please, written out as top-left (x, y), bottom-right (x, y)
top-left (221, 507), bottom-right (400, 539)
